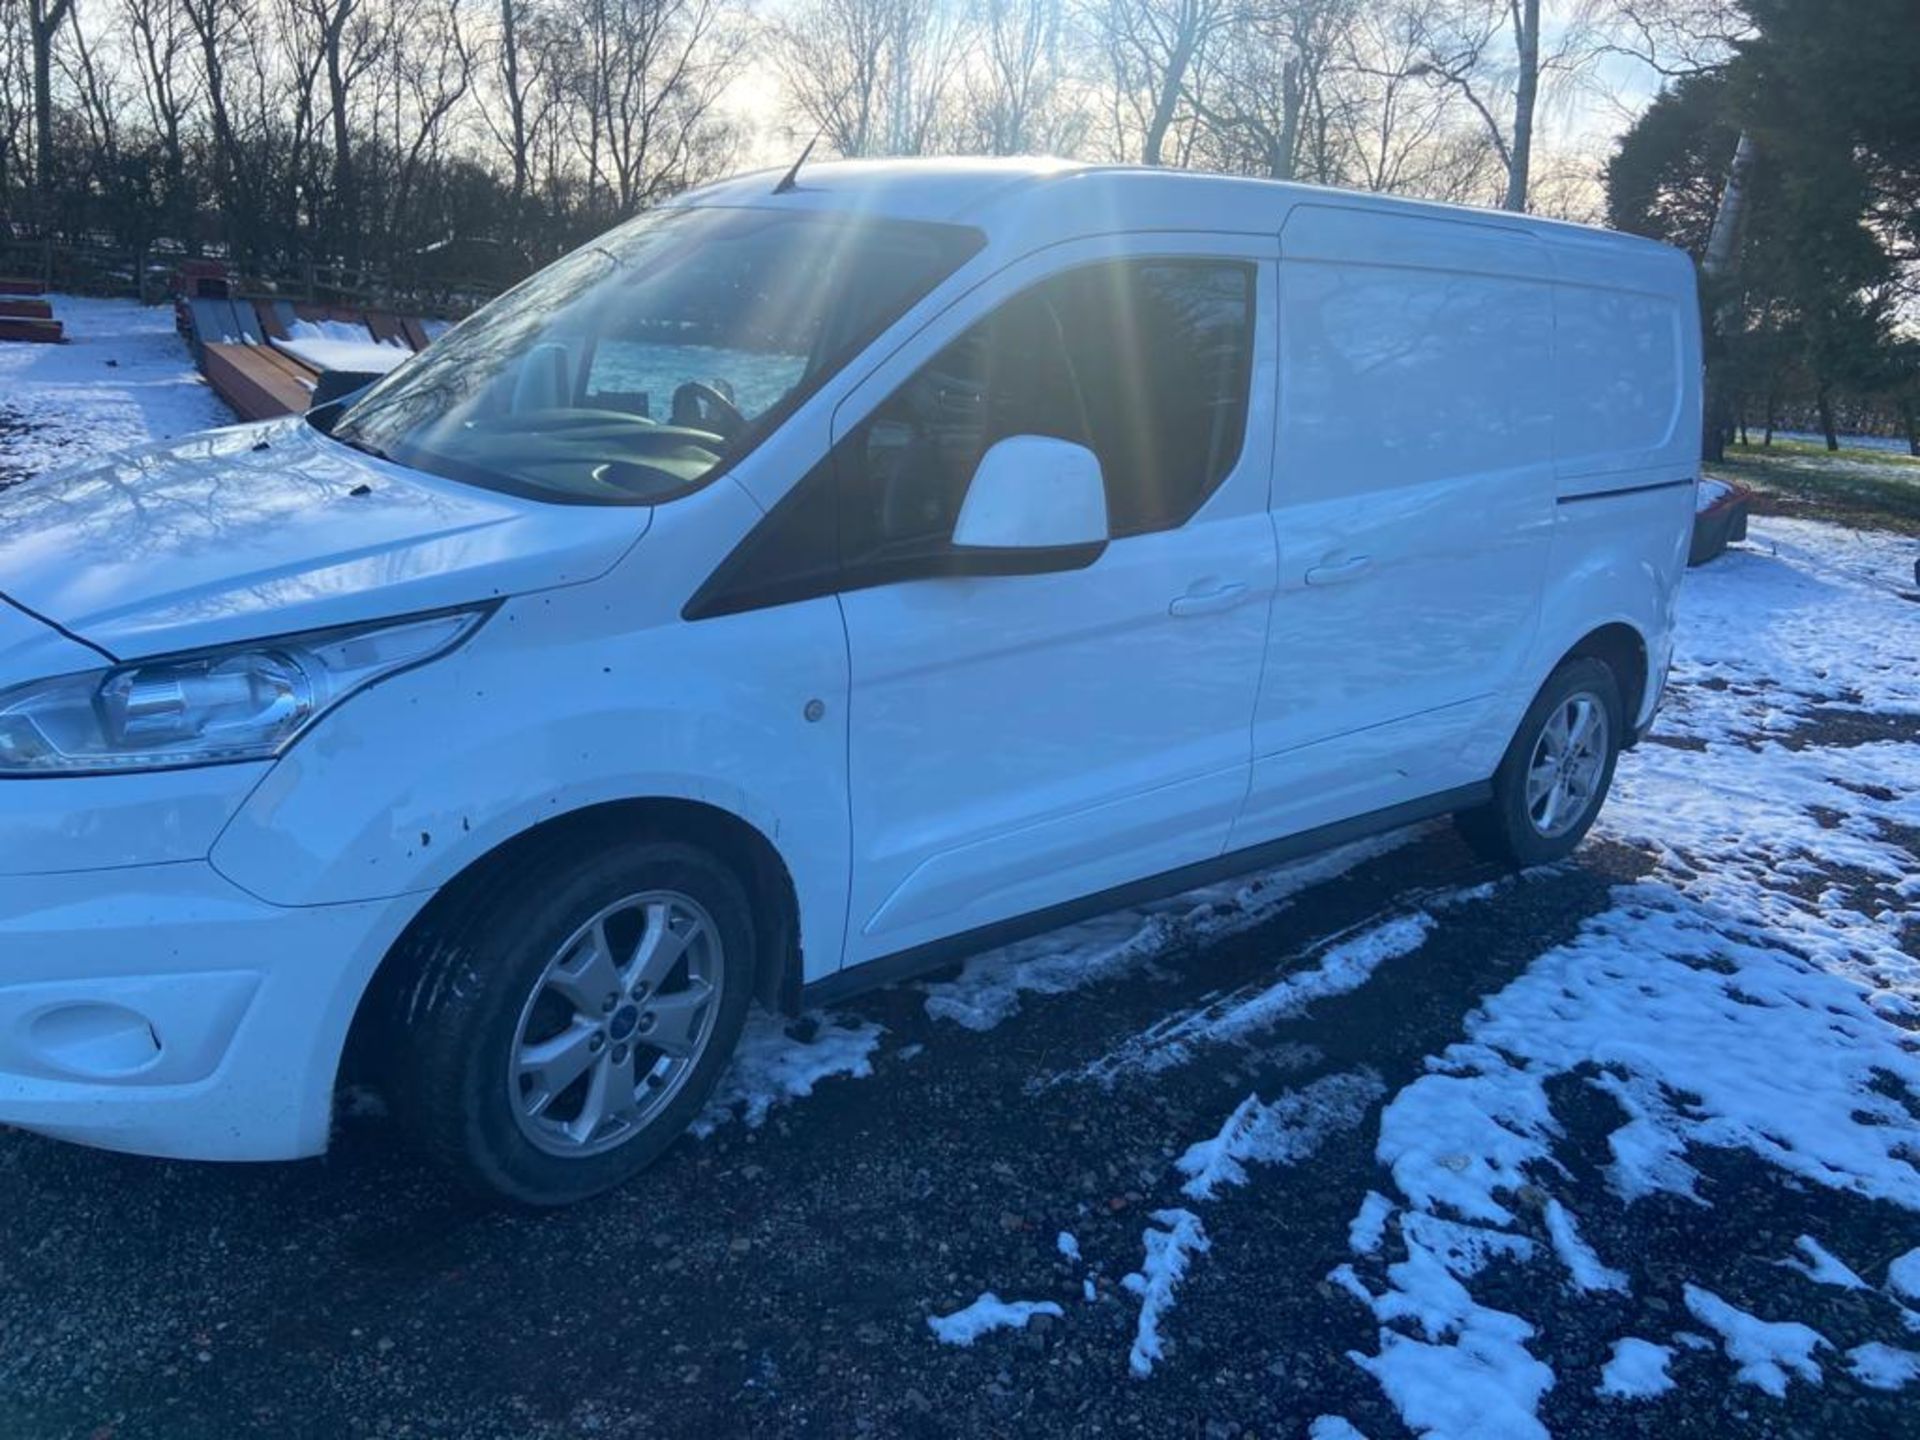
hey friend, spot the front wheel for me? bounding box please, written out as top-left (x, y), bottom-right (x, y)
top-left (389, 837), bottom-right (754, 1206)
top-left (1455, 657), bottom-right (1623, 868)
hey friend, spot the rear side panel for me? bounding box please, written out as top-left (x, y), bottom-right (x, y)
top-left (1524, 232), bottom-right (1701, 734)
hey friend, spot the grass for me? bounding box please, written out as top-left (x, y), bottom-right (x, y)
top-left (1706, 436), bottom-right (1920, 536)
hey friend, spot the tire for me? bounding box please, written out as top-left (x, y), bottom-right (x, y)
top-left (388, 836), bottom-right (754, 1206)
top-left (1455, 657), bottom-right (1623, 869)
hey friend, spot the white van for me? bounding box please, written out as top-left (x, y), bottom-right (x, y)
top-left (0, 160), bottom-right (1699, 1203)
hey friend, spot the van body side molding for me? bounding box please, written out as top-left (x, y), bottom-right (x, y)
top-left (801, 780), bottom-right (1492, 1009)
top-left (1557, 478), bottom-right (1695, 505)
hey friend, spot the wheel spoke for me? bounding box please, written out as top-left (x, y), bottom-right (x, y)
top-left (641, 979), bottom-right (715, 1059)
top-left (1537, 780), bottom-right (1562, 833)
top-left (1566, 698), bottom-right (1599, 756)
top-left (547, 921), bottom-right (622, 1015)
top-left (1526, 758), bottom-right (1556, 808)
top-left (567, 1047), bottom-right (636, 1144)
top-left (627, 902), bottom-right (699, 991)
top-left (1543, 707), bottom-right (1571, 760)
top-left (517, 1022), bottom-right (601, 1116)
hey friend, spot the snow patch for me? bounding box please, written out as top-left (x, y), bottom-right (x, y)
top-left (1595, 1337), bottom-right (1674, 1400)
top-left (1176, 1069), bottom-right (1385, 1201)
top-left (1783, 1235), bottom-right (1868, 1290)
top-left (1066, 901), bottom-right (1459, 1086)
top-left (1846, 1342), bottom-right (1920, 1391)
top-left (1888, 1248), bottom-right (1920, 1304)
top-left (694, 1011), bottom-right (883, 1135)
top-left (275, 336), bottom-right (411, 376)
top-left (1341, 1210), bottom-right (1551, 1439)
top-left (1308, 1418), bottom-right (1369, 1440)
top-left (1056, 1231), bottom-right (1080, 1263)
top-left (1121, 1208), bottom-right (1210, 1378)
top-left (1348, 1191), bottom-right (1394, 1256)
top-left (1543, 1200), bottom-right (1627, 1294)
top-left (926, 1293), bottom-right (1063, 1347)
top-left (1683, 1285), bottom-right (1829, 1398)
top-left (920, 826), bottom-right (1427, 1032)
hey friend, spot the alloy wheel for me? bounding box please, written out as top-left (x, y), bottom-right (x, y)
top-left (1524, 692), bottom-right (1609, 839)
top-left (506, 890), bottom-right (723, 1157)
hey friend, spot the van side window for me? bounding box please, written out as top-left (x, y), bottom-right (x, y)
top-left (1045, 261), bottom-right (1255, 535)
top-left (840, 258), bottom-right (1255, 573)
top-left (840, 282), bottom-right (1091, 570)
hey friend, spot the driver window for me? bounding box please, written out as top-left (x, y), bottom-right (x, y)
top-left (838, 256), bottom-right (1256, 574)
top-left (840, 284), bottom-right (1089, 570)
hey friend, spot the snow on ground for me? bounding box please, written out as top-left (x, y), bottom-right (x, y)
top-left (1332, 520), bottom-right (1920, 1432)
top-left (1121, 1208), bottom-right (1210, 1377)
top-left (1890, 1247), bottom-right (1920, 1303)
top-left (1176, 1069), bottom-right (1385, 1202)
top-left (1845, 1341), bottom-right (1920, 1391)
top-left (1785, 1235), bottom-right (1869, 1290)
top-left (925, 1292), bottom-right (1063, 1346)
top-left (921, 826), bottom-right (1427, 1032)
top-left (0, 295), bottom-right (233, 485)
top-left (691, 1010), bottom-right (883, 1136)
top-left (1595, 1337), bottom-right (1675, 1400)
top-left (1684, 1285), bottom-right (1830, 1398)
top-left (1056, 891), bottom-right (1471, 1087)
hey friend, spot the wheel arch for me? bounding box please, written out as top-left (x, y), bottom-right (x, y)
top-left (1559, 621), bottom-right (1651, 738)
top-left (340, 797), bottom-right (803, 1096)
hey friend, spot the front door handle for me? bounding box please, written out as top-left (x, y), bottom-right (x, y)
top-left (1304, 555), bottom-right (1374, 586)
top-left (1168, 582), bottom-right (1249, 617)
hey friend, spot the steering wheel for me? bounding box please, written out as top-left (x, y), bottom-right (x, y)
top-left (670, 380), bottom-right (745, 439)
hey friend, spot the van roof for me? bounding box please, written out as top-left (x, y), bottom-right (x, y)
top-left (672, 157), bottom-right (1678, 257)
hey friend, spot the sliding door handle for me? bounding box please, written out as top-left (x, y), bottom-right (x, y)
top-left (1168, 582), bottom-right (1249, 617)
top-left (1304, 555), bottom-right (1374, 586)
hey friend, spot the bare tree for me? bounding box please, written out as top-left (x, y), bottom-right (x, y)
top-left (1089, 0), bottom-right (1239, 166)
top-left (27, 0), bottom-right (77, 211)
top-left (121, 0), bottom-right (201, 239)
top-left (1187, 0), bottom-right (1352, 180)
top-left (569, 0), bottom-right (743, 214)
top-left (773, 0), bottom-right (965, 158)
top-left (382, 0), bottom-right (476, 249)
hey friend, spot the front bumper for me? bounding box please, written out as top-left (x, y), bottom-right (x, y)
top-left (0, 862), bottom-right (422, 1160)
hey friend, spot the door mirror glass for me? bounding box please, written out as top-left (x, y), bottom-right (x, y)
top-left (952, 436), bottom-right (1109, 551)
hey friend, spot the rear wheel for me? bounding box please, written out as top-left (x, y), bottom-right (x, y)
top-left (1456, 657), bottom-right (1623, 868)
top-left (389, 837), bottom-right (754, 1206)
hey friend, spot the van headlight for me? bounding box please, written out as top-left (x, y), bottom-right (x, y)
top-left (0, 608), bottom-right (489, 776)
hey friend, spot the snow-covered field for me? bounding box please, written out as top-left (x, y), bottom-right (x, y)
top-left (0, 295), bottom-right (233, 486)
top-left (2, 297), bottom-right (1917, 1438)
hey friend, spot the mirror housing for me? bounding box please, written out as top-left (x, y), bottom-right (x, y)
top-left (952, 436), bottom-right (1108, 553)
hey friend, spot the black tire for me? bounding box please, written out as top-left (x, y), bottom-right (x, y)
top-left (387, 836), bottom-right (754, 1206)
top-left (1455, 657), bottom-right (1624, 869)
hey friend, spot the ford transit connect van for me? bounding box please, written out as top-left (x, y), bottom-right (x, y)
top-left (0, 160), bottom-right (1700, 1203)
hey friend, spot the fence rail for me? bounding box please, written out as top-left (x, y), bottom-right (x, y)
top-left (0, 235), bottom-right (505, 316)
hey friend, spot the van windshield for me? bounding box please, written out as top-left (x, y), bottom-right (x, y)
top-left (321, 208), bottom-right (981, 505)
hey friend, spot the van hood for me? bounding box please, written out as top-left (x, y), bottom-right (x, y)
top-left (0, 419), bottom-right (649, 661)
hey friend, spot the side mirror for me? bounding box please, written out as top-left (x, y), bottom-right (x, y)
top-left (952, 436), bottom-right (1109, 552)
